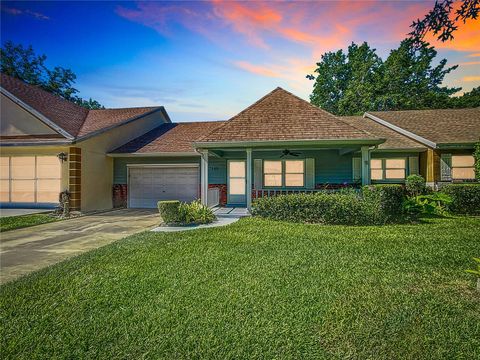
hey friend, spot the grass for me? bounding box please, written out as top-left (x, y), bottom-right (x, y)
top-left (1, 217), bottom-right (479, 359)
top-left (0, 213), bottom-right (57, 232)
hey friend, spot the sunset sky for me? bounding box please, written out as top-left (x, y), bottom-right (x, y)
top-left (1, 1), bottom-right (479, 122)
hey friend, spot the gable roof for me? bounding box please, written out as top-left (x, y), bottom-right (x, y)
top-left (342, 116), bottom-right (426, 150)
top-left (0, 73), bottom-right (168, 141)
top-left (366, 108), bottom-right (480, 147)
top-left (197, 87), bottom-right (381, 145)
top-left (110, 121), bottom-right (225, 154)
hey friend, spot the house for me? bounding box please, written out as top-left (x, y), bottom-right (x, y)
top-left (0, 73), bottom-right (171, 211)
top-left (1, 74), bottom-right (478, 211)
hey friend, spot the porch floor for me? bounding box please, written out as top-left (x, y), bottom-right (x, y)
top-left (212, 206), bottom-right (250, 217)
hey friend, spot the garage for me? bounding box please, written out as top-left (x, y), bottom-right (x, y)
top-left (128, 165), bottom-right (199, 208)
top-left (0, 156), bottom-right (62, 207)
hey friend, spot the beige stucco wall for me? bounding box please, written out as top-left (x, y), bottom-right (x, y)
top-left (0, 146), bottom-right (70, 192)
top-left (1, 94), bottom-right (58, 136)
top-left (76, 110), bottom-right (169, 212)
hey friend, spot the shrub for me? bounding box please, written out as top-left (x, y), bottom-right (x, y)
top-left (158, 200), bottom-right (181, 224)
top-left (252, 187), bottom-right (405, 225)
top-left (178, 200), bottom-right (216, 225)
top-left (405, 174), bottom-right (427, 197)
top-left (362, 184), bottom-right (405, 222)
top-left (408, 193), bottom-right (452, 216)
top-left (442, 184), bottom-right (480, 215)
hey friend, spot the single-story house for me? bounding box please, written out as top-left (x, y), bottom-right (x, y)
top-left (1, 74), bottom-right (478, 211)
top-left (0, 73), bottom-right (171, 211)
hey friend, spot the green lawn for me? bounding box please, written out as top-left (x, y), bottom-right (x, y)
top-left (0, 213), bottom-right (57, 232)
top-left (1, 217), bottom-right (479, 359)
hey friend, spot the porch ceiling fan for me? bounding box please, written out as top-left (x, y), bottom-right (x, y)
top-left (280, 149), bottom-right (301, 158)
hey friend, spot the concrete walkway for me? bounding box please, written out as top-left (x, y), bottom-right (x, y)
top-left (0, 209), bottom-right (159, 284)
top-left (0, 208), bottom-right (52, 218)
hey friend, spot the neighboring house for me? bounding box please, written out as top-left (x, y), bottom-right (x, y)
top-left (1, 74), bottom-right (478, 211)
top-left (359, 109), bottom-right (479, 187)
top-left (0, 73), bottom-right (171, 211)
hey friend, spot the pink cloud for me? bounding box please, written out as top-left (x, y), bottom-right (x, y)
top-left (2, 7), bottom-right (49, 20)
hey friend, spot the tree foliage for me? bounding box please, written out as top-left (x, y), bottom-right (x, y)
top-left (409, 0), bottom-right (479, 44)
top-left (308, 39), bottom-right (461, 115)
top-left (0, 41), bottom-right (104, 109)
top-left (474, 141), bottom-right (480, 180)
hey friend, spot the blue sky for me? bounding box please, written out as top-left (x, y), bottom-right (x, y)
top-left (2, 1), bottom-right (479, 122)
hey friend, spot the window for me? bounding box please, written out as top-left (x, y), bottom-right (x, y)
top-left (263, 160), bottom-right (305, 187)
top-left (285, 160), bottom-right (304, 187)
top-left (264, 161), bottom-right (282, 187)
top-left (451, 155), bottom-right (475, 180)
top-left (0, 156), bottom-right (61, 203)
top-left (370, 158), bottom-right (406, 180)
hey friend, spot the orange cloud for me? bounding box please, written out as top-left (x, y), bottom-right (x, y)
top-left (458, 61), bottom-right (480, 66)
top-left (463, 76), bottom-right (480, 82)
top-left (467, 53), bottom-right (480, 57)
top-left (233, 61), bottom-right (282, 78)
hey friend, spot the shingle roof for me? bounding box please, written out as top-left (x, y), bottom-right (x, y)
top-left (367, 108), bottom-right (480, 145)
top-left (342, 116), bottom-right (426, 150)
top-left (111, 121), bottom-right (225, 154)
top-left (1, 73), bottom-right (163, 139)
top-left (199, 87), bottom-right (378, 143)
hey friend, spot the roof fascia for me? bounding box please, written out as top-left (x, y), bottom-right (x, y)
top-left (107, 152), bottom-right (198, 157)
top-left (363, 112), bottom-right (437, 149)
top-left (0, 87), bottom-right (75, 140)
top-left (194, 138), bottom-right (385, 149)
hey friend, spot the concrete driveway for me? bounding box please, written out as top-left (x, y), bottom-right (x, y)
top-left (0, 209), bottom-right (159, 284)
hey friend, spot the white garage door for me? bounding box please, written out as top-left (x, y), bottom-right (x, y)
top-left (128, 166), bottom-right (199, 208)
top-left (0, 156), bottom-right (61, 206)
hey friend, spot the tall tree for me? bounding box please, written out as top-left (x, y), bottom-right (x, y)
top-left (377, 39), bottom-right (459, 111)
top-left (308, 39), bottom-right (460, 115)
top-left (451, 86), bottom-right (480, 108)
top-left (409, 0), bottom-right (480, 44)
top-left (0, 41), bottom-right (103, 109)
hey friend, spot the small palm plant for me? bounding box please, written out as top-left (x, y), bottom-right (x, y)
top-left (465, 258), bottom-right (480, 292)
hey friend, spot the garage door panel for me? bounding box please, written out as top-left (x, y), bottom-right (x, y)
top-left (11, 157), bottom-right (35, 179)
top-left (11, 179), bottom-right (35, 202)
top-left (37, 179), bottom-right (61, 203)
top-left (0, 179), bottom-right (10, 202)
top-left (129, 166), bottom-right (199, 208)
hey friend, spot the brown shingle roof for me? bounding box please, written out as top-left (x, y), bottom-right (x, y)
top-left (368, 108), bottom-right (480, 145)
top-left (342, 116), bottom-right (426, 150)
top-left (111, 121), bottom-right (225, 154)
top-left (199, 87), bottom-right (378, 143)
top-left (1, 73), bottom-right (164, 139)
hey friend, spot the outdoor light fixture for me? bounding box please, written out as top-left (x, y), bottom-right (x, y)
top-left (57, 152), bottom-right (68, 163)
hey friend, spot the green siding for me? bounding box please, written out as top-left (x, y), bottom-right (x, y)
top-left (113, 150), bottom-right (420, 187)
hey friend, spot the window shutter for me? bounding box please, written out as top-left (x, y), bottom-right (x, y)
top-left (440, 154), bottom-right (452, 181)
top-left (352, 157), bottom-right (362, 181)
top-left (253, 159), bottom-right (263, 189)
top-left (408, 156), bottom-right (419, 175)
top-left (305, 158), bottom-right (315, 189)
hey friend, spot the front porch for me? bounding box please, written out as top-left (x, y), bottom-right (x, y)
top-left (199, 142), bottom-right (374, 210)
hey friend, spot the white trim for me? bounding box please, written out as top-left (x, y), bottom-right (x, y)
top-left (108, 152), bottom-right (198, 157)
top-left (1, 87), bottom-right (74, 140)
top-left (363, 112), bottom-right (437, 149)
top-left (126, 163), bottom-right (199, 168)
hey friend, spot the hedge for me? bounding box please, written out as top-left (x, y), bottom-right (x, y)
top-left (158, 200), bottom-right (181, 223)
top-left (442, 184), bottom-right (480, 215)
top-left (251, 186), bottom-right (405, 225)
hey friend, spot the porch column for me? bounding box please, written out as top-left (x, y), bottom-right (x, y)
top-left (200, 149), bottom-right (209, 206)
top-left (361, 146), bottom-right (371, 185)
top-left (246, 148), bottom-right (252, 210)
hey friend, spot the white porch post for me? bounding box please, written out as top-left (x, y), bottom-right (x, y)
top-left (361, 146), bottom-right (371, 185)
top-left (200, 149), bottom-right (209, 205)
top-left (246, 148), bottom-right (252, 210)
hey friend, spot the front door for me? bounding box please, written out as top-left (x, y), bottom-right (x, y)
top-left (227, 160), bottom-right (246, 205)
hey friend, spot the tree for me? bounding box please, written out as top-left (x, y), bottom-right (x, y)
top-left (474, 140), bottom-right (480, 180)
top-left (409, 0), bottom-right (480, 44)
top-left (0, 41), bottom-right (103, 109)
top-left (308, 39), bottom-right (459, 115)
top-left (308, 42), bottom-right (382, 115)
top-left (377, 39), bottom-right (459, 111)
top-left (451, 86), bottom-right (480, 108)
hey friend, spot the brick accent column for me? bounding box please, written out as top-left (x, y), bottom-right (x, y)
top-left (69, 147), bottom-right (81, 211)
top-left (113, 184), bottom-right (128, 208)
